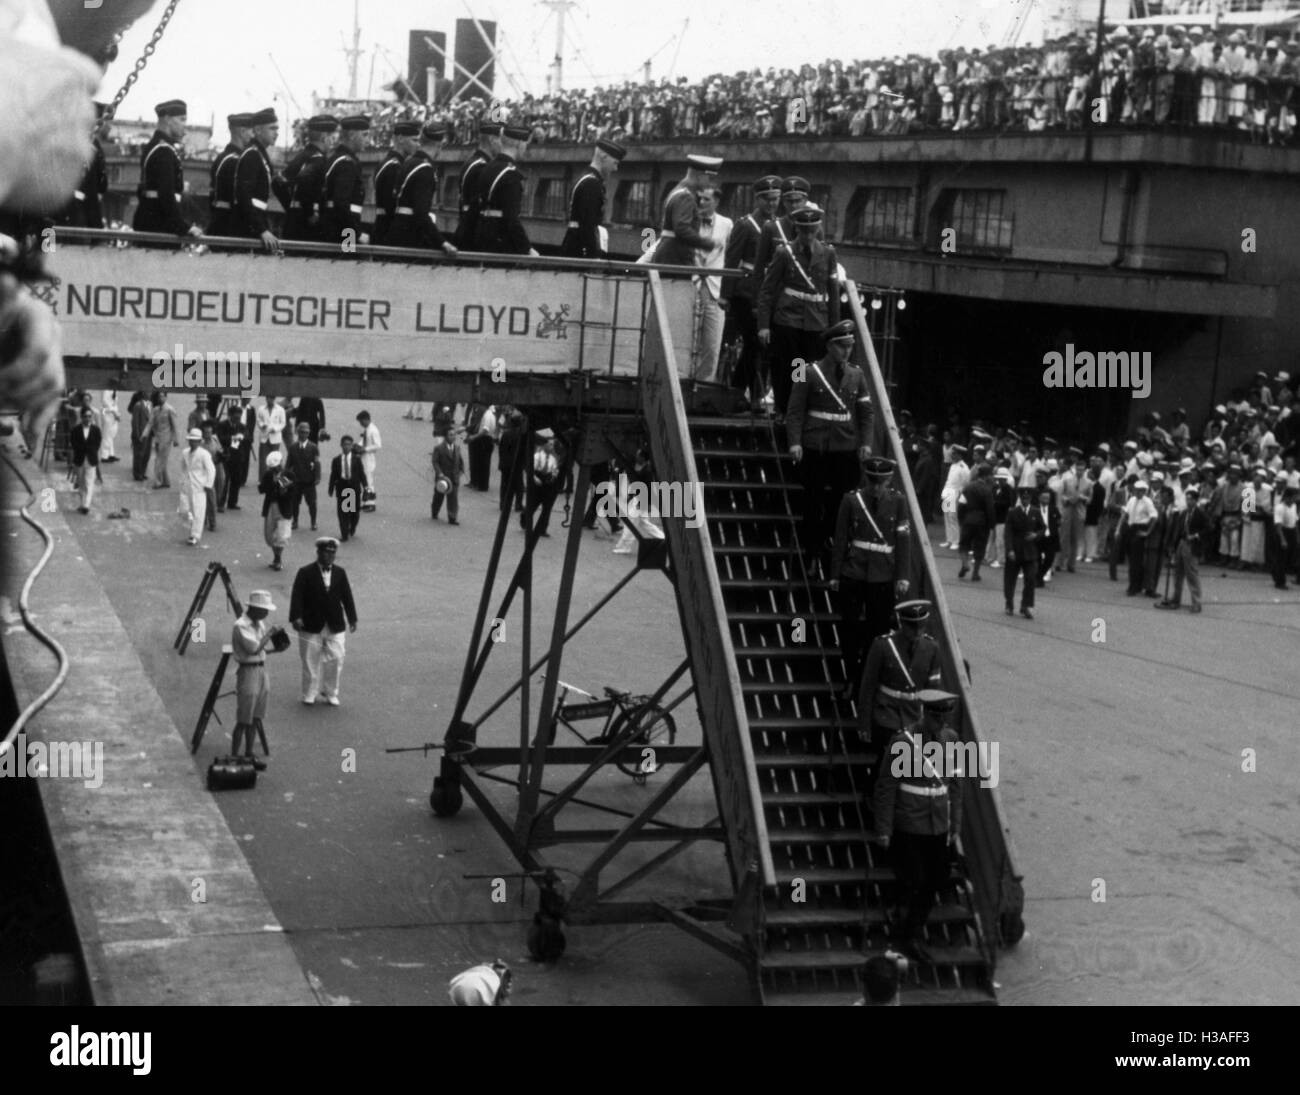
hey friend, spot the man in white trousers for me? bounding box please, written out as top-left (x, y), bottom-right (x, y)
top-left (692, 185), bottom-right (732, 382)
top-left (99, 386), bottom-right (120, 462)
top-left (355, 409), bottom-right (382, 509)
top-left (289, 537), bottom-right (358, 706)
top-left (178, 427), bottom-right (215, 546)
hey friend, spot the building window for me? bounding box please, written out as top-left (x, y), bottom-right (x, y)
top-left (845, 187), bottom-right (916, 243)
top-left (726, 184), bottom-right (753, 217)
top-left (940, 188), bottom-right (1013, 253)
top-left (614, 180), bottom-right (655, 227)
top-left (532, 178), bottom-right (566, 219)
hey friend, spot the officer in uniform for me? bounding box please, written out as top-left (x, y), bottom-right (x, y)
top-left (757, 203), bottom-right (841, 415)
top-left (282, 115), bottom-right (338, 241)
top-left (372, 120), bottom-right (420, 245)
top-left (873, 688), bottom-right (965, 961)
top-left (59, 102), bottom-right (110, 229)
top-left (452, 121), bottom-right (500, 249)
top-left (721, 174), bottom-right (782, 404)
top-left (830, 455), bottom-right (911, 697)
top-left (207, 113), bottom-right (252, 237)
top-left (559, 138), bottom-right (626, 258)
top-left (648, 154), bottom-right (721, 265)
top-left (387, 121), bottom-right (459, 255)
top-left (751, 175), bottom-right (811, 290)
top-left (857, 599), bottom-right (944, 791)
top-left (234, 107), bottom-right (292, 252)
top-left (786, 319), bottom-right (871, 572)
top-left (133, 99), bottom-right (204, 239)
top-left (320, 115), bottom-right (370, 247)
top-left (229, 589), bottom-right (288, 770)
top-left (475, 125), bottom-right (537, 255)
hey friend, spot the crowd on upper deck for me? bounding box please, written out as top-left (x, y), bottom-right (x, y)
top-left (323, 18), bottom-right (1300, 151)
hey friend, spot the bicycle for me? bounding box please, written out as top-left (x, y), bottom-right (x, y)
top-left (545, 679), bottom-right (677, 783)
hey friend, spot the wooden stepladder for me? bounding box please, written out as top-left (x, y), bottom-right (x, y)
top-left (175, 562), bottom-right (243, 655)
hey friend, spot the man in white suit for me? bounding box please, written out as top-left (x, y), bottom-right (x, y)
top-left (691, 186), bottom-right (732, 383)
top-left (178, 427), bottom-right (216, 546)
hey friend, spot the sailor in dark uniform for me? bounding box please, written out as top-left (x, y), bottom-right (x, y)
top-left (132, 99), bottom-right (203, 239)
top-left (452, 121), bottom-right (501, 249)
top-left (372, 120), bottom-right (420, 246)
top-left (58, 102), bottom-right (110, 230)
top-left (559, 138), bottom-right (626, 258)
top-left (320, 115), bottom-right (370, 247)
top-left (233, 107), bottom-right (291, 252)
top-left (648, 154), bottom-right (721, 265)
top-left (386, 122), bottom-right (459, 255)
top-left (474, 125), bottom-right (537, 256)
top-left (785, 319), bottom-right (871, 572)
top-left (751, 175), bottom-right (810, 290)
top-left (721, 173), bottom-right (782, 403)
top-left (830, 455), bottom-right (911, 697)
top-left (282, 115), bottom-right (338, 242)
top-left (207, 112), bottom-right (252, 238)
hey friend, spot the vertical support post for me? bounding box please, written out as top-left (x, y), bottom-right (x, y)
top-left (515, 461), bottom-right (592, 840)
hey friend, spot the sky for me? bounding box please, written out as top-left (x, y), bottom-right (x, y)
top-left (97, 0), bottom-right (1061, 128)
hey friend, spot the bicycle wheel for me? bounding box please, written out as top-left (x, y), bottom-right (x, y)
top-left (610, 703), bottom-right (677, 778)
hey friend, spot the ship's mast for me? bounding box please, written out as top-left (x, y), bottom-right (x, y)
top-left (538, 0), bottom-right (577, 93)
top-left (344, 0), bottom-right (363, 99)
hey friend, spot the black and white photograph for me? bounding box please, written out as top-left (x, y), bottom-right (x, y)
top-left (0, 0), bottom-right (1292, 1052)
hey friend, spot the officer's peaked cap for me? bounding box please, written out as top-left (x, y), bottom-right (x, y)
top-left (895, 599), bottom-right (931, 623)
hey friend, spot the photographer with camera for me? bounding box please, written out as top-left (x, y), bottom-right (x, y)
top-left (229, 589), bottom-right (290, 771)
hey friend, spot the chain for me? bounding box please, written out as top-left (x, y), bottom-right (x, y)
top-left (104, 0), bottom-right (184, 124)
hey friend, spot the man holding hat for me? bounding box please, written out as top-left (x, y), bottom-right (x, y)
top-left (373, 120), bottom-right (421, 246)
top-left (282, 115), bottom-right (338, 241)
top-left (208, 113), bottom-right (253, 237)
top-left (1004, 483), bottom-right (1045, 618)
top-left (475, 125), bottom-right (537, 255)
top-left (560, 138), bottom-right (625, 258)
top-left (430, 426), bottom-right (465, 524)
top-left (721, 174), bottom-right (782, 405)
top-left (786, 319), bottom-right (872, 569)
top-left (873, 688), bottom-right (964, 961)
top-left (234, 107), bottom-right (291, 252)
top-left (857, 600), bottom-right (944, 794)
top-left (230, 589), bottom-right (289, 769)
top-left (319, 115), bottom-right (370, 247)
top-left (451, 121), bottom-right (501, 249)
top-left (757, 203), bottom-right (841, 415)
top-left (649, 154), bottom-right (722, 266)
top-left (290, 537), bottom-right (358, 706)
top-left (178, 427), bottom-right (216, 546)
top-left (388, 121), bottom-right (459, 255)
top-left (355, 410), bottom-right (381, 507)
top-left (1157, 484), bottom-right (1206, 612)
top-left (133, 99), bottom-right (204, 239)
top-left (830, 455), bottom-right (911, 694)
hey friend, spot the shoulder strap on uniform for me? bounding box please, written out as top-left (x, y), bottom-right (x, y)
top-left (487, 165), bottom-right (515, 202)
top-left (398, 160), bottom-right (434, 202)
top-left (806, 362), bottom-right (849, 413)
top-left (571, 172), bottom-right (599, 207)
top-left (884, 635), bottom-right (916, 691)
top-left (853, 490), bottom-right (885, 540)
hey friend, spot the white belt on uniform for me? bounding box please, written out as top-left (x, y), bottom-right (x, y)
top-left (851, 540), bottom-right (893, 553)
top-left (808, 410), bottom-right (851, 422)
top-left (211, 200), bottom-right (232, 209)
top-left (567, 220), bottom-right (581, 228)
top-left (899, 783), bottom-right (948, 797)
top-left (739, 261), bottom-right (754, 270)
top-left (879, 685), bottom-right (919, 701)
top-left (660, 230), bottom-right (676, 237)
top-left (251, 198), bottom-right (268, 210)
top-left (782, 288), bottom-right (827, 303)
top-left (142, 190), bottom-right (182, 200)
top-left (481, 209), bottom-right (503, 218)
top-left (73, 190), bottom-right (85, 201)
top-left (395, 206), bottom-right (415, 215)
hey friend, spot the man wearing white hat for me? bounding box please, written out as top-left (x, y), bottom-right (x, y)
top-left (230, 589), bottom-right (289, 767)
top-left (178, 427), bottom-right (216, 546)
top-left (448, 960), bottom-right (512, 1006)
top-left (290, 537), bottom-right (357, 706)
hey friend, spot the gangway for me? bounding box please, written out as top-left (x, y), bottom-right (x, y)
top-left (41, 232), bottom-right (1023, 1004)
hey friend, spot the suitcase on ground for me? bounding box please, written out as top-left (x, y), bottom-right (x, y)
top-left (206, 755), bottom-right (258, 791)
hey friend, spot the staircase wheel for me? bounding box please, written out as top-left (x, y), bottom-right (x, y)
top-left (611, 704), bottom-right (676, 778)
top-left (998, 908), bottom-right (1026, 947)
top-left (429, 776), bottom-right (463, 817)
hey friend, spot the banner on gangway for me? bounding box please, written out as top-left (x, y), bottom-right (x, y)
top-left (46, 247), bottom-right (698, 376)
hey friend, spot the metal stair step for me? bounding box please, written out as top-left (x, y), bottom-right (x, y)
top-left (693, 449), bottom-right (793, 461)
top-left (763, 904), bottom-right (972, 927)
top-left (713, 545), bottom-right (801, 557)
top-left (774, 866), bottom-right (872, 885)
top-left (721, 578), bottom-right (830, 591)
top-left (728, 611), bottom-right (841, 623)
top-left (741, 681), bottom-right (844, 694)
top-left (749, 717), bottom-right (850, 731)
top-left (765, 830), bottom-right (872, 847)
top-left (754, 753), bottom-right (873, 768)
top-left (701, 480), bottom-right (799, 492)
top-left (762, 986), bottom-right (996, 1007)
top-left (707, 512), bottom-right (798, 523)
top-left (763, 794), bottom-right (863, 809)
top-left (735, 645), bottom-right (842, 657)
top-left (759, 950), bottom-right (868, 971)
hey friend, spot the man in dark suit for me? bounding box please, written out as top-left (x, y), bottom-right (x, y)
top-left (286, 421), bottom-right (321, 531)
top-left (70, 406), bottom-right (101, 514)
top-left (957, 463), bottom-right (997, 582)
top-left (289, 537), bottom-right (358, 706)
top-left (474, 125), bottom-right (537, 256)
top-left (1004, 484), bottom-right (1046, 618)
top-left (558, 139), bottom-right (625, 258)
top-left (292, 395), bottom-right (327, 443)
top-left (328, 435), bottom-right (368, 541)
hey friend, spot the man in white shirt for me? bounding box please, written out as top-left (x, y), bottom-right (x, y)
top-left (355, 409), bottom-right (382, 507)
top-left (691, 185), bottom-right (732, 382)
top-left (178, 427), bottom-right (216, 546)
top-left (1123, 479), bottom-right (1158, 595)
top-left (99, 386), bottom-right (120, 462)
top-left (255, 395), bottom-right (285, 477)
top-left (940, 444), bottom-right (970, 549)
